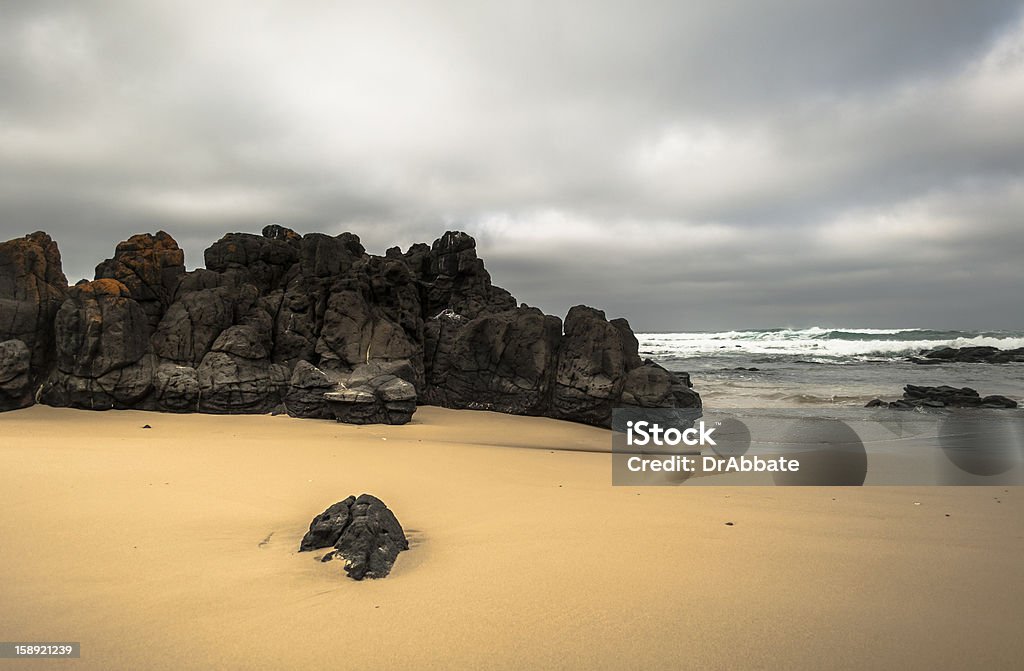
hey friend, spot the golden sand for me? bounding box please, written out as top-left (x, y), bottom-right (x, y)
top-left (1, 406), bottom-right (1022, 669)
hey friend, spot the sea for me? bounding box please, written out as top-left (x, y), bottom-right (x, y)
top-left (638, 328), bottom-right (1024, 408)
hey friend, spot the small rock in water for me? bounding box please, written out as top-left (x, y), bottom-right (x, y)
top-left (142, 424), bottom-right (151, 429)
top-left (866, 385), bottom-right (1018, 409)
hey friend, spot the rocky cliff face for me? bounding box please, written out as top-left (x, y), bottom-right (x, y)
top-left (0, 226), bottom-right (700, 424)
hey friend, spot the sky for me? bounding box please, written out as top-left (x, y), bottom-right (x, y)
top-left (2, 1), bottom-right (1023, 331)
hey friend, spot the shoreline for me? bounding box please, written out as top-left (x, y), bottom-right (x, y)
top-left (2, 406), bottom-right (1023, 669)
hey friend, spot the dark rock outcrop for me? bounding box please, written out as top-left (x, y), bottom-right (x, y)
top-left (0, 339), bottom-right (33, 411)
top-left (283, 360), bottom-right (336, 419)
top-left (911, 346), bottom-right (1024, 365)
top-left (404, 231), bottom-right (516, 320)
top-left (423, 306), bottom-right (561, 414)
top-left (204, 231), bottom-right (299, 294)
top-left (1, 227), bottom-right (700, 425)
top-left (53, 279), bottom-right (149, 378)
top-left (547, 306), bottom-right (700, 425)
top-left (323, 363), bottom-right (417, 425)
top-left (94, 231), bottom-right (185, 333)
top-left (152, 362), bottom-right (200, 412)
top-left (0, 232), bottom-right (68, 375)
top-left (299, 494), bottom-right (408, 580)
top-left (39, 279), bottom-right (153, 410)
top-left (195, 321), bottom-right (289, 414)
top-left (867, 385), bottom-right (1018, 409)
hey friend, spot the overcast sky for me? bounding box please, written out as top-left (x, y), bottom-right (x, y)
top-left (3, 1), bottom-right (1023, 330)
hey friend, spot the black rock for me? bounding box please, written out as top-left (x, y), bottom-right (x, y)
top-left (323, 363), bottom-right (417, 425)
top-left (0, 232), bottom-right (68, 375)
top-left (299, 494), bottom-right (409, 580)
top-left (2, 228), bottom-right (702, 426)
top-left (54, 279), bottom-right (149, 378)
top-left (204, 232), bottom-right (300, 294)
top-left (916, 346), bottom-right (1024, 364)
top-left (866, 385), bottom-right (1018, 409)
top-left (300, 496), bottom-right (356, 551)
top-left (0, 339), bottom-right (33, 411)
top-left (94, 231), bottom-right (185, 333)
top-left (283, 360), bottom-right (336, 419)
top-left (980, 395), bottom-right (1019, 409)
top-left (423, 306), bottom-right (561, 414)
top-left (152, 362), bottom-right (199, 412)
top-left (39, 279), bottom-right (154, 410)
top-left (195, 351), bottom-right (289, 414)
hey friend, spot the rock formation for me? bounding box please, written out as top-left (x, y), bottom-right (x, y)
top-left (0, 339), bottom-right (33, 411)
top-left (300, 494), bottom-right (408, 580)
top-left (867, 385), bottom-right (1018, 409)
top-left (910, 346), bottom-right (1024, 365)
top-left (0, 232), bottom-right (68, 380)
top-left (0, 226), bottom-right (701, 425)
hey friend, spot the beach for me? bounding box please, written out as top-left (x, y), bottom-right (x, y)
top-left (2, 405), bottom-right (1022, 670)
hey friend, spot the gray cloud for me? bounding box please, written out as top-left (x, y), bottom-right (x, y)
top-left (2, 1), bottom-right (1023, 330)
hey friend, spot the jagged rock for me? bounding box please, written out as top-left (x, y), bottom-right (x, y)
top-left (315, 289), bottom-right (419, 372)
top-left (94, 231), bottom-right (185, 333)
top-left (424, 303), bottom-right (700, 426)
top-left (550, 306), bottom-right (643, 425)
top-left (867, 385), bottom-right (1019, 409)
top-left (300, 496), bottom-right (355, 550)
top-left (912, 346), bottom-right (1024, 364)
top-left (261, 224), bottom-right (302, 245)
top-left (620, 360), bottom-right (702, 409)
top-left (2, 228), bottom-right (702, 425)
top-left (152, 362), bottom-right (199, 412)
top-left (152, 282), bottom-right (259, 366)
top-left (53, 279), bottom-right (149, 378)
top-left (422, 308), bottom-right (468, 395)
top-left (423, 306), bottom-right (561, 414)
top-left (283, 360), bottom-right (336, 419)
top-left (298, 232), bottom-right (356, 278)
top-left (323, 363), bottom-right (417, 425)
top-left (39, 355), bottom-right (155, 410)
top-left (299, 494), bottom-right (408, 580)
top-left (263, 232), bottom-right (365, 368)
top-left (204, 232), bottom-right (300, 294)
top-left (38, 279), bottom-right (155, 410)
top-left (195, 351), bottom-right (289, 414)
top-left (0, 232), bottom-right (68, 373)
top-left (406, 231), bottom-right (516, 320)
top-left (0, 339), bottom-right (33, 411)
top-left (211, 324), bottom-right (269, 359)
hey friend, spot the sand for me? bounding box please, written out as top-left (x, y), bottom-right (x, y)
top-left (1, 405), bottom-right (1022, 670)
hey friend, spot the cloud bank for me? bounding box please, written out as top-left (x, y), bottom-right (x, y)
top-left (3, 0), bottom-right (1023, 329)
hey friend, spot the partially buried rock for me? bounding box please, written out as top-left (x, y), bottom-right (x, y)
top-left (299, 494), bottom-right (408, 580)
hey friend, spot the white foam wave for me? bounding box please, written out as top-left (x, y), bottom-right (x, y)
top-left (636, 332), bottom-right (1024, 359)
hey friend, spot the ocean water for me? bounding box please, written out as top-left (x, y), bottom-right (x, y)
top-left (638, 327), bottom-right (1024, 408)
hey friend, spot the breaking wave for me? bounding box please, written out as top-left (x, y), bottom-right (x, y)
top-left (636, 327), bottom-right (1024, 361)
